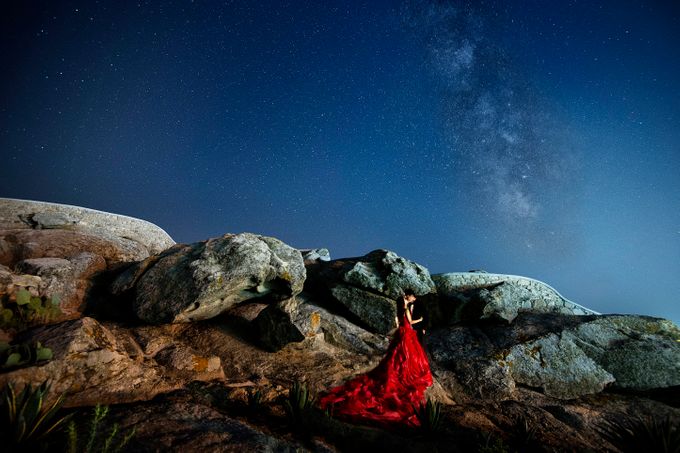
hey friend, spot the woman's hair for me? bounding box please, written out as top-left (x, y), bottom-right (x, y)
top-left (402, 288), bottom-right (415, 297)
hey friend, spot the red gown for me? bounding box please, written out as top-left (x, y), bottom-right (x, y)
top-left (318, 312), bottom-right (433, 427)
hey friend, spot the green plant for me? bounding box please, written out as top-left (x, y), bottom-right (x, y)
top-left (0, 288), bottom-right (62, 330)
top-left (0, 381), bottom-right (71, 450)
top-left (599, 414), bottom-right (680, 453)
top-left (66, 404), bottom-right (136, 453)
top-left (414, 398), bottom-right (442, 433)
top-left (1, 341), bottom-right (53, 370)
top-left (284, 381), bottom-right (316, 429)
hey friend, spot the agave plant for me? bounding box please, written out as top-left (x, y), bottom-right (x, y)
top-left (284, 381), bottom-right (316, 428)
top-left (599, 414), bottom-right (680, 453)
top-left (0, 381), bottom-right (71, 449)
top-left (414, 398), bottom-right (442, 433)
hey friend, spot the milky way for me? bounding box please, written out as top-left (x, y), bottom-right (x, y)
top-left (403, 1), bottom-right (583, 256)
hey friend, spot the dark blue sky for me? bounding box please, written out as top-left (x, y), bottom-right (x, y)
top-left (2, 1), bottom-right (679, 323)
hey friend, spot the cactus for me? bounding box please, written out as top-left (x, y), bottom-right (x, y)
top-left (15, 288), bottom-right (31, 306)
top-left (0, 288), bottom-right (63, 330)
top-left (1, 341), bottom-right (54, 370)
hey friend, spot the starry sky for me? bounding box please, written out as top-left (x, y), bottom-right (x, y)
top-left (1, 1), bottom-right (679, 323)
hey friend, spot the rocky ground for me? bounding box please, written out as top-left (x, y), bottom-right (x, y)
top-left (1, 198), bottom-right (679, 452)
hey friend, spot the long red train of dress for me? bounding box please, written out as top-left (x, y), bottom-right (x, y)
top-left (318, 313), bottom-right (433, 427)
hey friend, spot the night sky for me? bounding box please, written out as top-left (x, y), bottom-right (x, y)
top-left (2, 1), bottom-right (679, 323)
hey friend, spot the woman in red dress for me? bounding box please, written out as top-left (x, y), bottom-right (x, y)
top-left (318, 289), bottom-right (433, 427)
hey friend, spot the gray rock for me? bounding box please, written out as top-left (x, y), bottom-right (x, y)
top-left (428, 312), bottom-right (680, 401)
top-left (428, 324), bottom-right (517, 401)
top-left (330, 284), bottom-right (397, 334)
top-left (300, 248), bottom-right (331, 262)
top-left (0, 197), bottom-right (175, 256)
top-left (340, 250), bottom-right (436, 299)
top-left (432, 272), bottom-right (596, 324)
top-left (114, 233), bottom-right (306, 324)
top-left (313, 249), bottom-right (436, 334)
top-left (506, 333), bottom-right (615, 399)
top-left (22, 211), bottom-right (78, 230)
top-left (570, 316), bottom-right (680, 391)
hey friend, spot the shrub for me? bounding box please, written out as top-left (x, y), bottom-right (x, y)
top-left (414, 398), bottom-right (442, 434)
top-left (284, 381), bottom-right (316, 429)
top-left (66, 404), bottom-right (136, 453)
top-left (0, 381), bottom-right (71, 450)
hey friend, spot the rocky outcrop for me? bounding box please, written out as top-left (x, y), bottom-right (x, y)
top-left (254, 293), bottom-right (388, 354)
top-left (428, 312), bottom-right (680, 400)
top-left (0, 200), bottom-right (177, 330)
top-left (12, 253), bottom-right (106, 318)
top-left (433, 272), bottom-right (596, 324)
top-left (112, 233), bottom-right (306, 324)
top-left (309, 250), bottom-right (436, 334)
top-left (0, 317), bottom-right (223, 407)
top-left (0, 198), bottom-right (175, 256)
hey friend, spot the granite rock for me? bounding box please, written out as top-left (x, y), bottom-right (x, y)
top-left (112, 233), bottom-right (306, 324)
top-left (432, 272), bottom-right (596, 324)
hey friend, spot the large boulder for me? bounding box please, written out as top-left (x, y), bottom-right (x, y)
top-left (0, 198), bottom-right (175, 258)
top-left (310, 249), bottom-right (437, 334)
top-left (432, 272), bottom-right (596, 324)
top-left (112, 233), bottom-right (306, 324)
top-left (428, 312), bottom-right (680, 401)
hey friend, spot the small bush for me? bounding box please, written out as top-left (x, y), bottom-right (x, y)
top-left (415, 398), bottom-right (442, 433)
top-left (284, 381), bottom-right (316, 429)
top-left (66, 404), bottom-right (136, 453)
top-left (0, 381), bottom-right (71, 451)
